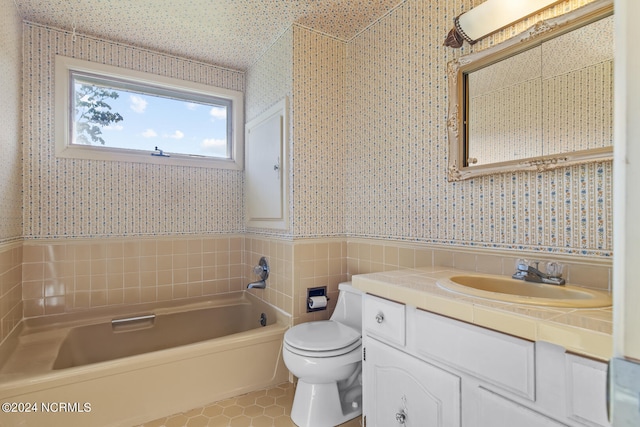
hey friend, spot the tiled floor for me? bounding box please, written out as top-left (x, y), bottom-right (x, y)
top-left (139, 382), bottom-right (362, 427)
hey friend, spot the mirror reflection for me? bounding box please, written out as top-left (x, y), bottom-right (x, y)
top-left (447, 1), bottom-right (613, 181)
top-left (466, 15), bottom-right (613, 167)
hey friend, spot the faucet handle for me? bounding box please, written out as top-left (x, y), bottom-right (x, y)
top-left (515, 259), bottom-right (529, 272)
top-left (546, 262), bottom-right (564, 278)
top-left (253, 257), bottom-right (270, 281)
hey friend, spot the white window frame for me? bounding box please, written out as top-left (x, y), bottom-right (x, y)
top-left (54, 55), bottom-right (244, 169)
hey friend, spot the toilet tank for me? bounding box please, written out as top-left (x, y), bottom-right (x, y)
top-left (330, 282), bottom-right (363, 331)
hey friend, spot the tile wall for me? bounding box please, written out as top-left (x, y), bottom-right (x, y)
top-left (0, 244), bottom-right (22, 344)
top-left (243, 236), bottom-right (348, 325)
top-left (21, 236), bottom-right (244, 318)
top-left (244, 236), bottom-right (294, 316)
top-left (292, 238), bottom-right (348, 324)
top-left (346, 238), bottom-right (612, 292)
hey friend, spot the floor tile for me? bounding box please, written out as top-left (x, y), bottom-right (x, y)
top-left (139, 382), bottom-right (362, 427)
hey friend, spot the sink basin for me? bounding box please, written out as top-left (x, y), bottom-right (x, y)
top-left (437, 274), bottom-right (612, 308)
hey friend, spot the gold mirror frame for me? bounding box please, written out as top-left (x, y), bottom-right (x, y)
top-left (446, 0), bottom-right (613, 182)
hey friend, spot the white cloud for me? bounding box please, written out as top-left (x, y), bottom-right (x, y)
top-left (209, 106), bottom-right (227, 120)
top-left (165, 130), bottom-right (184, 140)
top-left (103, 123), bottom-right (124, 131)
top-left (186, 103), bottom-right (199, 110)
top-left (130, 95), bottom-right (148, 113)
top-left (201, 138), bottom-right (226, 150)
top-left (142, 129), bottom-right (157, 138)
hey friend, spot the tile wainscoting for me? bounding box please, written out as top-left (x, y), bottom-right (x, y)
top-left (0, 242), bottom-right (22, 344)
top-left (2, 236), bottom-right (611, 342)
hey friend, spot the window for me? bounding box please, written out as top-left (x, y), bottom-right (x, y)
top-left (55, 56), bottom-right (244, 169)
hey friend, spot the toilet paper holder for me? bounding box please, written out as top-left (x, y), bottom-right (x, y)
top-left (307, 286), bottom-right (330, 313)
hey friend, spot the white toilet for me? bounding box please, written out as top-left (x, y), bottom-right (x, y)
top-left (283, 282), bottom-right (363, 427)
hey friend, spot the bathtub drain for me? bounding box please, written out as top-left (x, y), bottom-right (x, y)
top-left (260, 313), bottom-right (267, 327)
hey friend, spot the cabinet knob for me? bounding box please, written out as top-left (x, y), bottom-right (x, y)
top-left (395, 411), bottom-right (406, 424)
top-left (375, 312), bottom-right (384, 324)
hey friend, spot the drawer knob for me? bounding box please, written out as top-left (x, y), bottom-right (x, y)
top-left (375, 312), bottom-right (384, 324)
top-left (395, 411), bottom-right (406, 424)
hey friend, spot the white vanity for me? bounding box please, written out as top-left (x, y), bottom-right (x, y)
top-left (354, 267), bottom-right (611, 427)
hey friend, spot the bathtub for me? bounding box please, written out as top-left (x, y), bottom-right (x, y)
top-left (0, 292), bottom-right (290, 427)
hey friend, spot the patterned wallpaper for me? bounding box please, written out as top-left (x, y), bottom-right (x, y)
top-left (245, 28), bottom-right (294, 236)
top-left (0, 0), bottom-right (23, 242)
top-left (292, 27), bottom-right (347, 238)
top-left (14, 0), bottom-right (402, 70)
top-left (246, 24), bottom-right (347, 238)
top-left (345, 0), bottom-right (612, 256)
top-left (469, 14), bottom-right (613, 164)
top-left (23, 23), bottom-right (246, 239)
top-left (20, 0), bottom-right (611, 258)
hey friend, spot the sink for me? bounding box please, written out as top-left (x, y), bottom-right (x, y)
top-left (437, 274), bottom-right (612, 308)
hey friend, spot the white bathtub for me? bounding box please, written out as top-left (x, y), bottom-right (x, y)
top-left (0, 292), bottom-right (290, 426)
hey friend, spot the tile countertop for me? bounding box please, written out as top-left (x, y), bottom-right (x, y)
top-left (352, 266), bottom-right (613, 361)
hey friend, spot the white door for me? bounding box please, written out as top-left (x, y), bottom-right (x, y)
top-left (363, 338), bottom-right (461, 427)
top-left (612, 0), bottom-right (640, 425)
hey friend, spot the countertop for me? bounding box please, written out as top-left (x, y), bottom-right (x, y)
top-left (352, 266), bottom-right (612, 361)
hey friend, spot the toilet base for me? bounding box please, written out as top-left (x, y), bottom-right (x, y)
top-left (291, 379), bottom-right (362, 427)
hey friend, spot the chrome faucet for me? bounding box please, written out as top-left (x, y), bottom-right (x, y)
top-left (247, 257), bottom-right (269, 289)
top-left (247, 280), bottom-right (266, 289)
top-left (512, 260), bottom-right (565, 286)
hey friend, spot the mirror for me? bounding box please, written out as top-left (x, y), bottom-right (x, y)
top-left (446, 0), bottom-right (613, 181)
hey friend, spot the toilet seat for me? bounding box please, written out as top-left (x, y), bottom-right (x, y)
top-left (284, 321), bottom-right (361, 357)
top-left (284, 338), bottom-right (361, 358)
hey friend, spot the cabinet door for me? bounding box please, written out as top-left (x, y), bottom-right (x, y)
top-left (469, 386), bottom-right (566, 427)
top-left (363, 338), bottom-right (460, 427)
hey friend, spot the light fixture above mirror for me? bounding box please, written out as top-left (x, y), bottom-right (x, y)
top-left (444, 0), bottom-right (562, 48)
top-left (446, 0), bottom-right (613, 182)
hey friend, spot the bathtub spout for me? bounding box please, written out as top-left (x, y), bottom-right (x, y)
top-left (247, 280), bottom-right (266, 289)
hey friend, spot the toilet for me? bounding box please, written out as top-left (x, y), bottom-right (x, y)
top-left (283, 282), bottom-right (363, 427)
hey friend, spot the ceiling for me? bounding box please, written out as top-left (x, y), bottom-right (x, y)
top-left (13, 0), bottom-right (405, 71)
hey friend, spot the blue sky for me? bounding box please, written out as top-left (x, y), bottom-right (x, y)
top-left (75, 84), bottom-right (229, 158)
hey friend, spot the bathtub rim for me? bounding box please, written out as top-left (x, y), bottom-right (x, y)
top-left (19, 291), bottom-right (283, 333)
top-left (0, 292), bottom-right (291, 399)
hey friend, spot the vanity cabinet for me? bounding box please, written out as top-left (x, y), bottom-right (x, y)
top-left (362, 294), bottom-right (610, 427)
top-left (363, 338), bottom-right (461, 426)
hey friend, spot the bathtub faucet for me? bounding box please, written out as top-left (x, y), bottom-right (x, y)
top-left (247, 280), bottom-right (266, 289)
top-left (247, 256), bottom-right (269, 290)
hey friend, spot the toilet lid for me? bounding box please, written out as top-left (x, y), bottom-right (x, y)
top-left (284, 321), bottom-right (360, 352)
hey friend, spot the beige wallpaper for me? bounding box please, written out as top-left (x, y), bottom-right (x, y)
top-left (12, 0), bottom-right (612, 324)
top-left (245, 28), bottom-right (294, 236)
top-left (0, 0), bottom-right (23, 243)
top-left (23, 23), bottom-right (246, 239)
top-left (468, 14), bottom-right (613, 164)
top-left (345, 0), bottom-right (612, 257)
top-left (0, 0), bottom-right (24, 346)
top-left (292, 26), bottom-right (347, 238)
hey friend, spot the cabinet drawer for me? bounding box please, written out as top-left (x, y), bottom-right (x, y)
top-left (565, 354), bottom-right (610, 426)
top-left (363, 294), bottom-right (405, 346)
top-left (472, 386), bottom-right (565, 427)
top-left (410, 308), bottom-right (535, 400)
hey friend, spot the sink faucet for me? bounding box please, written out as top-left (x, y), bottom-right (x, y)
top-left (513, 261), bottom-right (566, 286)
